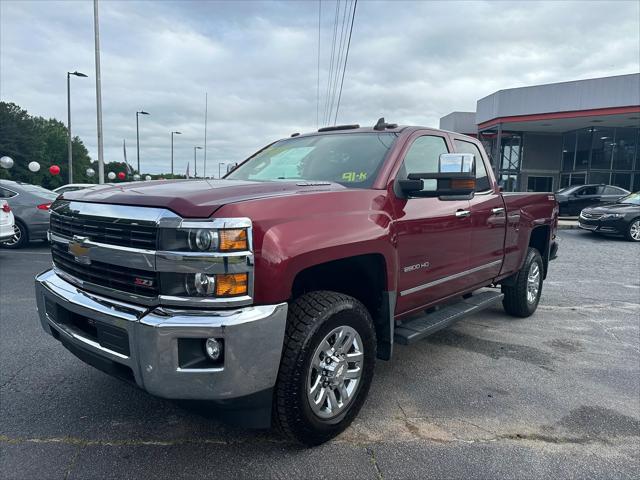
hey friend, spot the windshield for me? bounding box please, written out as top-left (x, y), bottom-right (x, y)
top-left (619, 192), bottom-right (640, 205)
top-left (226, 133), bottom-right (397, 188)
top-left (556, 185), bottom-right (580, 195)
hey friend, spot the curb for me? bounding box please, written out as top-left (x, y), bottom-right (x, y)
top-left (557, 223), bottom-right (579, 230)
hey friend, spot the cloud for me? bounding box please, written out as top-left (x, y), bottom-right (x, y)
top-left (1, 0), bottom-right (638, 175)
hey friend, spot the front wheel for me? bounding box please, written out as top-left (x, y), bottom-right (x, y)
top-left (501, 248), bottom-right (544, 317)
top-left (625, 218), bottom-right (640, 242)
top-left (273, 291), bottom-right (376, 446)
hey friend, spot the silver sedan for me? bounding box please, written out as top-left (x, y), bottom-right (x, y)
top-left (0, 179), bottom-right (58, 248)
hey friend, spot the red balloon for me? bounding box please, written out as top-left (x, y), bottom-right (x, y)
top-left (49, 165), bottom-right (60, 175)
top-left (117, 172), bottom-right (126, 180)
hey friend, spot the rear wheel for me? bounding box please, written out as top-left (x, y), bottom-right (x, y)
top-left (625, 218), bottom-right (640, 242)
top-left (2, 220), bottom-right (28, 249)
top-left (501, 248), bottom-right (544, 318)
top-left (273, 291), bottom-right (376, 446)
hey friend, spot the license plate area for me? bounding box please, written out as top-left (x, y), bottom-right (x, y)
top-left (579, 222), bottom-right (597, 230)
top-left (45, 298), bottom-right (130, 357)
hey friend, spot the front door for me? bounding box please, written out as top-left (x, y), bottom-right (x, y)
top-left (393, 133), bottom-right (473, 316)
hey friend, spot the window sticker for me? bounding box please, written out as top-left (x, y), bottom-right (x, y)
top-left (342, 172), bottom-right (368, 182)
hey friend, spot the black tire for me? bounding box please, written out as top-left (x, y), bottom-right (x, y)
top-left (501, 248), bottom-right (544, 318)
top-left (1, 219), bottom-right (28, 249)
top-left (624, 217), bottom-right (640, 242)
top-left (273, 290), bottom-right (376, 446)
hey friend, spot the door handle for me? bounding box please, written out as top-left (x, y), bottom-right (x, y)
top-left (491, 207), bottom-right (505, 215)
top-left (455, 209), bottom-right (471, 218)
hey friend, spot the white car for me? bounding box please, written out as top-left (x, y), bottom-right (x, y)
top-left (0, 199), bottom-right (15, 244)
top-left (53, 183), bottom-right (95, 195)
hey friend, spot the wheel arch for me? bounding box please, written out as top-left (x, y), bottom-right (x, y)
top-left (528, 225), bottom-right (551, 279)
top-left (291, 253), bottom-right (395, 361)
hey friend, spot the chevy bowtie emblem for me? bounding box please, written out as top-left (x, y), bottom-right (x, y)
top-left (69, 236), bottom-right (91, 265)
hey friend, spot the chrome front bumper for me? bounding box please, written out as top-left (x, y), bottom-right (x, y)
top-left (35, 269), bottom-right (288, 401)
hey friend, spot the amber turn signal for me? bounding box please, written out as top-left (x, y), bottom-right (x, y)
top-left (214, 273), bottom-right (249, 297)
top-left (450, 178), bottom-right (476, 190)
top-left (219, 229), bottom-right (248, 251)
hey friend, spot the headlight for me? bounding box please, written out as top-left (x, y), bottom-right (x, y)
top-left (188, 229), bottom-right (219, 251)
top-left (160, 227), bottom-right (249, 252)
top-left (601, 213), bottom-right (623, 219)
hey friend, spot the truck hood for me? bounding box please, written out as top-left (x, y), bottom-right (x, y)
top-left (61, 179), bottom-right (346, 217)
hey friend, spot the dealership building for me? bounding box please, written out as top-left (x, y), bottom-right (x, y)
top-left (439, 73), bottom-right (640, 192)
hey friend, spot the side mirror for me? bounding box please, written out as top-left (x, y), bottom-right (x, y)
top-left (398, 153), bottom-right (477, 199)
top-left (226, 163), bottom-right (238, 174)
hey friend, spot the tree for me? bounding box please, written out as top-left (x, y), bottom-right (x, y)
top-left (0, 102), bottom-right (94, 188)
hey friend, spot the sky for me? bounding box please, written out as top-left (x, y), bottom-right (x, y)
top-left (1, 0), bottom-right (639, 176)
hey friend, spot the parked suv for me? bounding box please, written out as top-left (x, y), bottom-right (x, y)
top-left (555, 184), bottom-right (629, 216)
top-left (35, 120), bottom-right (559, 445)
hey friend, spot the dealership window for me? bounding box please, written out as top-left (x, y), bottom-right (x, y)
top-left (613, 127), bottom-right (637, 171)
top-left (527, 176), bottom-right (553, 192)
top-left (495, 132), bottom-right (522, 191)
top-left (562, 132), bottom-right (577, 171)
top-left (612, 172), bottom-right (632, 190)
top-left (560, 173), bottom-right (586, 188)
top-left (575, 129), bottom-right (592, 170)
top-left (590, 128), bottom-right (614, 170)
top-left (589, 171), bottom-right (611, 185)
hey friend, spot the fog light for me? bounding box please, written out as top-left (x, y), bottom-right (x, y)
top-left (204, 338), bottom-right (222, 361)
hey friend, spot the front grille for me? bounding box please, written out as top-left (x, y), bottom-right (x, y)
top-left (580, 212), bottom-right (603, 220)
top-left (51, 242), bottom-right (159, 297)
top-left (50, 212), bottom-right (157, 250)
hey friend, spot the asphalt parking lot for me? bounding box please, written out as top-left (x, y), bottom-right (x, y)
top-left (1, 230), bottom-right (639, 479)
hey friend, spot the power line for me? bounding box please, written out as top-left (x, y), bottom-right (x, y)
top-left (316, 1), bottom-right (322, 128)
top-left (323, 0), bottom-right (340, 126)
top-left (328, 0), bottom-right (351, 124)
top-left (334, 0), bottom-right (357, 125)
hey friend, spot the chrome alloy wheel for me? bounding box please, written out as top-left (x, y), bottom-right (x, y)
top-left (5, 224), bottom-right (21, 247)
top-left (526, 262), bottom-right (541, 304)
top-left (307, 325), bottom-right (364, 420)
top-left (630, 220), bottom-right (640, 241)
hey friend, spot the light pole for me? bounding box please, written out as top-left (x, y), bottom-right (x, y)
top-left (193, 146), bottom-right (203, 178)
top-left (136, 110), bottom-right (150, 173)
top-left (171, 131), bottom-right (182, 176)
top-left (93, 0), bottom-right (104, 184)
top-left (218, 162), bottom-right (225, 179)
top-left (67, 71), bottom-right (87, 183)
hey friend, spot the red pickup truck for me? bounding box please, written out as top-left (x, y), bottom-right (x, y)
top-left (35, 120), bottom-right (558, 445)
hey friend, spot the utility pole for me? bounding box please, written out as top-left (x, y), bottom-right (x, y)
top-left (93, 0), bottom-right (105, 184)
top-left (193, 146), bottom-right (202, 178)
top-left (136, 110), bottom-right (150, 173)
top-left (204, 92), bottom-right (208, 177)
top-left (171, 131), bottom-right (181, 176)
top-left (66, 71), bottom-right (87, 184)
